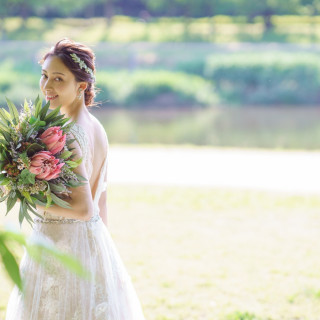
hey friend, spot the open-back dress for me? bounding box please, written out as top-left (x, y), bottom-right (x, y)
top-left (5, 122), bottom-right (145, 320)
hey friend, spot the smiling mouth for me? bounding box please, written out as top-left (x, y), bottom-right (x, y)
top-left (46, 95), bottom-right (58, 101)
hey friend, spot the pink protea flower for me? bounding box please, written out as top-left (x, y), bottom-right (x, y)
top-left (39, 126), bottom-right (66, 155)
top-left (29, 151), bottom-right (64, 180)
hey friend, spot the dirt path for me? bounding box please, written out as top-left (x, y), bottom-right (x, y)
top-left (108, 146), bottom-right (320, 194)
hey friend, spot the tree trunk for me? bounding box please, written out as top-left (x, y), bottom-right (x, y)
top-left (85, 3), bottom-right (95, 19)
top-left (262, 9), bottom-right (274, 32)
top-left (0, 17), bottom-right (6, 40)
top-left (20, 1), bottom-right (29, 28)
top-left (104, 1), bottom-right (114, 28)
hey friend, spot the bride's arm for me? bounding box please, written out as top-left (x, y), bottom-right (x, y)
top-left (36, 133), bottom-right (94, 221)
top-left (98, 133), bottom-right (109, 227)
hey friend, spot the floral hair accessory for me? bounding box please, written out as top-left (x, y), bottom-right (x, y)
top-left (70, 53), bottom-right (95, 81)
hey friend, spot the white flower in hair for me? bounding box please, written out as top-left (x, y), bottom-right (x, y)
top-left (70, 53), bottom-right (95, 81)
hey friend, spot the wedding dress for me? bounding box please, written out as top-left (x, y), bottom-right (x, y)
top-left (5, 122), bottom-right (145, 320)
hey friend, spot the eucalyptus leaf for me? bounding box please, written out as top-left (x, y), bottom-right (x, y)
top-left (6, 193), bottom-right (18, 215)
top-left (50, 192), bottom-right (71, 209)
top-left (75, 173), bottom-right (87, 182)
top-left (48, 182), bottom-right (67, 193)
top-left (0, 193), bottom-right (9, 202)
top-left (18, 199), bottom-right (26, 226)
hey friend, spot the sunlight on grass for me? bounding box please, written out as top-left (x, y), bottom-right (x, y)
top-left (1, 184), bottom-right (320, 319)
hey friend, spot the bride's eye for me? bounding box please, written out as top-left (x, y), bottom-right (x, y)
top-left (55, 77), bottom-right (63, 82)
top-left (41, 73), bottom-right (48, 79)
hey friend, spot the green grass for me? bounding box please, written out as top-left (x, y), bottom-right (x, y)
top-left (1, 183), bottom-right (320, 319)
top-left (3, 15), bottom-right (320, 43)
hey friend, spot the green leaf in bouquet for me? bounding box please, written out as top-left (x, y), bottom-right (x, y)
top-left (0, 129), bottom-right (11, 142)
top-left (0, 192), bottom-right (9, 202)
top-left (48, 182), bottom-right (67, 193)
top-left (36, 120), bottom-right (46, 128)
top-left (0, 238), bottom-right (22, 290)
top-left (45, 193), bottom-right (52, 208)
top-left (0, 121), bottom-right (10, 133)
top-left (50, 192), bottom-right (72, 209)
top-left (65, 160), bottom-right (81, 168)
top-left (75, 173), bottom-right (87, 182)
top-left (0, 108), bottom-right (11, 125)
top-left (48, 114), bottom-right (66, 127)
top-left (59, 118), bottom-right (70, 126)
top-left (39, 101), bottom-right (50, 120)
top-left (2, 149), bottom-right (11, 161)
top-left (21, 191), bottom-right (34, 204)
top-left (44, 105), bottom-right (62, 122)
top-left (66, 138), bottom-right (76, 147)
top-left (19, 199), bottom-right (34, 227)
top-left (29, 115), bottom-right (38, 125)
top-left (0, 161), bottom-right (5, 171)
top-left (26, 201), bottom-right (44, 219)
top-left (0, 177), bottom-right (11, 186)
top-left (34, 95), bottom-right (42, 118)
top-left (29, 116), bottom-right (46, 130)
top-left (23, 99), bottom-right (31, 115)
top-left (18, 198), bottom-right (26, 226)
top-left (26, 126), bottom-right (35, 140)
top-left (20, 169), bottom-right (36, 185)
top-left (26, 143), bottom-right (44, 157)
top-left (61, 120), bottom-right (76, 132)
top-left (66, 179), bottom-right (80, 187)
top-left (32, 194), bottom-right (47, 206)
top-left (6, 193), bottom-right (18, 215)
top-left (5, 98), bottom-right (20, 126)
top-left (60, 150), bottom-right (73, 160)
top-left (0, 138), bottom-right (8, 146)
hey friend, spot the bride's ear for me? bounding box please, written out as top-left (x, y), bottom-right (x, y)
top-left (78, 82), bottom-right (87, 92)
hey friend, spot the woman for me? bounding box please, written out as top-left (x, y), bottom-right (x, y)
top-left (6, 38), bottom-right (145, 320)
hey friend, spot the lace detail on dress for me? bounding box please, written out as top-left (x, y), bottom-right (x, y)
top-left (70, 123), bottom-right (93, 180)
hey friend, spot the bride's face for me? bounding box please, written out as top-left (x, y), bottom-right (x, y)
top-left (40, 55), bottom-right (80, 109)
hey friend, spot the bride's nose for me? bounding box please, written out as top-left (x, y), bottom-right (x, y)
top-left (42, 78), bottom-right (53, 90)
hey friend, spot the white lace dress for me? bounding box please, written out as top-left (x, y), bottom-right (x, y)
top-left (5, 123), bottom-right (146, 320)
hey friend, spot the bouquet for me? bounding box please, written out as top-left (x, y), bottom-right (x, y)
top-left (0, 96), bottom-right (86, 225)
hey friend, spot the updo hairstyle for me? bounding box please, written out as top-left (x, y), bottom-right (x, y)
top-left (40, 38), bottom-right (97, 107)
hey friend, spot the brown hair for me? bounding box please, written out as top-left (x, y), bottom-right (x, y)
top-left (40, 38), bottom-right (97, 107)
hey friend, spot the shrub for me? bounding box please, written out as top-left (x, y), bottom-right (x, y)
top-left (204, 52), bottom-right (320, 105)
top-left (96, 70), bottom-right (218, 108)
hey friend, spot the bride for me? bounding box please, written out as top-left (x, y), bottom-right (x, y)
top-left (5, 38), bottom-right (146, 320)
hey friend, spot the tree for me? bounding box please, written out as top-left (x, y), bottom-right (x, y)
top-left (216, 0), bottom-right (301, 31)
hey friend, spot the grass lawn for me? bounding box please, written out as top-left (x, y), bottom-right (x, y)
top-left (1, 184), bottom-right (320, 320)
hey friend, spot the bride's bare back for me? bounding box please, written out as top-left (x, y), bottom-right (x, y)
top-left (77, 112), bottom-right (109, 225)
